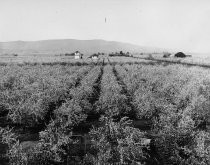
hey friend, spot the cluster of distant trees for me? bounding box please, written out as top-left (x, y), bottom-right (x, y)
top-left (163, 52), bottom-right (192, 58)
top-left (109, 51), bottom-right (132, 57)
top-left (90, 52), bottom-right (104, 57)
top-left (64, 52), bottom-right (75, 56)
top-left (59, 52), bottom-right (105, 57)
top-left (1, 53), bottom-right (18, 56)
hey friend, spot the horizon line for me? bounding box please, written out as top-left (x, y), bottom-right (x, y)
top-left (0, 38), bottom-right (208, 54)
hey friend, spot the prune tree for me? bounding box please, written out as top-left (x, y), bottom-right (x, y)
top-left (89, 116), bottom-right (149, 164)
top-left (1, 121), bottom-right (74, 165)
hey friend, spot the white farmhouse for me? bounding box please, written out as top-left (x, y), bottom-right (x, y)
top-left (89, 54), bottom-right (99, 60)
top-left (92, 54), bottom-right (99, 60)
top-left (74, 51), bottom-right (83, 59)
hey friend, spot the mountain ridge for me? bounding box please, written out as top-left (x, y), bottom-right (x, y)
top-left (0, 39), bottom-right (164, 55)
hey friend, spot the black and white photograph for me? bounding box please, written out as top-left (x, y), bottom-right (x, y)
top-left (1, 0), bottom-right (210, 164)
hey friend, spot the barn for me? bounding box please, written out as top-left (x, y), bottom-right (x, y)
top-left (174, 52), bottom-right (186, 58)
top-left (89, 54), bottom-right (99, 60)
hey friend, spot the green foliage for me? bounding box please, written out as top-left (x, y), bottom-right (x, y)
top-left (89, 116), bottom-right (148, 164)
top-left (2, 63), bottom-right (210, 164)
top-left (96, 65), bottom-right (131, 117)
top-left (115, 64), bottom-right (210, 164)
top-left (0, 121), bottom-right (74, 165)
top-left (54, 66), bottom-right (102, 128)
top-left (0, 65), bottom-right (91, 127)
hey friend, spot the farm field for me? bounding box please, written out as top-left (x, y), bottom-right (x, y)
top-left (1, 57), bottom-right (210, 165)
top-left (0, 54), bottom-right (151, 65)
top-left (2, 52), bottom-right (210, 68)
top-left (0, 54), bottom-right (92, 64)
top-left (134, 52), bottom-right (210, 68)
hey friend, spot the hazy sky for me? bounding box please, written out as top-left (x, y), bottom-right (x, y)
top-left (1, 0), bottom-right (210, 53)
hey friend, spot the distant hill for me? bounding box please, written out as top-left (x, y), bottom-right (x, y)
top-left (0, 39), bottom-right (164, 55)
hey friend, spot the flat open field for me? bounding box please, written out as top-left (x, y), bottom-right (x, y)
top-left (134, 52), bottom-right (210, 67)
top-left (1, 56), bottom-right (210, 165)
top-left (0, 54), bottom-right (91, 63)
